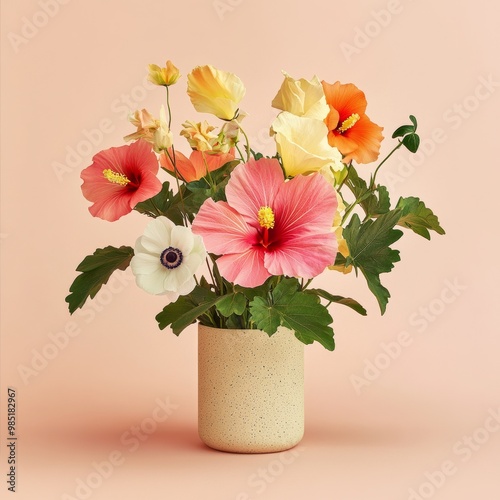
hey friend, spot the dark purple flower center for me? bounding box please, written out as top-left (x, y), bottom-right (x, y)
top-left (160, 247), bottom-right (183, 269)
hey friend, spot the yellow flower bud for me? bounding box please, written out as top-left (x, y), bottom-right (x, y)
top-left (148, 60), bottom-right (181, 87)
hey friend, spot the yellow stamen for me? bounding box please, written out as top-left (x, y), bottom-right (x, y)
top-left (102, 169), bottom-right (131, 186)
top-left (337, 113), bottom-right (360, 133)
top-left (258, 206), bottom-right (275, 229)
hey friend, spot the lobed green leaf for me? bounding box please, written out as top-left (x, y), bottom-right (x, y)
top-left (249, 279), bottom-right (335, 350)
top-left (396, 196), bottom-right (445, 240)
top-left (66, 246), bottom-right (134, 314)
top-left (343, 211), bottom-right (403, 314)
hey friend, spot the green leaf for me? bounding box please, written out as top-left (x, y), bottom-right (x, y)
top-left (305, 289), bottom-right (367, 316)
top-left (249, 279), bottom-right (335, 350)
top-left (185, 160), bottom-right (239, 204)
top-left (189, 285), bottom-right (218, 304)
top-left (396, 196), bottom-right (445, 240)
top-left (235, 279), bottom-right (273, 302)
top-left (251, 150), bottom-right (264, 160)
top-left (155, 296), bottom-right (193, 332)
top-left (216, 292), bottom-right (247, 317)
top-left (346, 166), bottom-right (391, 216)
top-left (409, 115), bottom-right (418, 128)
top-left (133, 182), bottom-right (184, 224)
top-left (250, 296), bottom-right (283, 334)
top-left (402, 133), bottom-right (420, 153)
top-left (155, 286), bottom-right (220, 335)
top-left (392, 125), bottom-right (415, 138)
top-left (344, 211), bottom-right (403, 314)
top-left (66, 246), bottom-right (134, 314)
top-left (225, 314), bottom-right (245, 329)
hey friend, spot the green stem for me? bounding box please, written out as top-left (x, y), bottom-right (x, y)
top-left (341, 189), bottom-right (362, 225)
top-left (205, 257), bottom-right (217, 293)
top-left (200, 152), bottom-right (216, 190)
top-left (301, 278), bottom-right (313, 291)
top-left (370, 140), bottom-right (403, 189)
top-left (235, 143), bottom-right (245, 162)
top-left (165, 86), bottom-right (172, 129)
top-left (208, 254), bottom-right (224, 296)
top-left (167, 152), bottom-right (189, 227)
top-left (337, 162), bottom-right (352, 191)
top-left (237, 122), bottom-right (251, 162)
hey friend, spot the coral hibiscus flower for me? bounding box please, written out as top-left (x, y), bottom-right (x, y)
top-left (192, 158), bottom-right (338, 288)
top-left (81, 139), bottom-right (162, 222)
top-left (321, 81), bottom-right (384, 164)
top-left (160, 149), bottom-right (235, 183)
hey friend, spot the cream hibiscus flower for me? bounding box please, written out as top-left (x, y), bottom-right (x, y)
top-left (271, 112), bottom-right (344, 177)
top-left (131, 217), bottom-right (206, 298)
top-left (271, 72), bottom-right (330, 120)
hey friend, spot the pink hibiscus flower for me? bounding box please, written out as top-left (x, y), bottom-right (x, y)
top-left (191, 158), bottom-right (338, 287)
top-left (160, 149), bottom-right (235, 183)
top-left (81, 140), bottom-right (162, 222)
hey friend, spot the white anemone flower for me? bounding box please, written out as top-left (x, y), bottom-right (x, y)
top-left (131, 216), bottom-right (206, 299)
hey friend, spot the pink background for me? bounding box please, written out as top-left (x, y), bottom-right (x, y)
top-left (1, 0), bottom-right (499, 499)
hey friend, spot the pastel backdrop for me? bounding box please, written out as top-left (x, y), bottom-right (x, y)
top-left (1, 0), bottom-right (499, 499)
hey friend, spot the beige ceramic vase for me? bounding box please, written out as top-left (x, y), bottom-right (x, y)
top-left (198, 324), bottom-right (304, 453)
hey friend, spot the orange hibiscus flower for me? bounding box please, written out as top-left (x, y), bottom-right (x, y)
top-left (321, 81), bottom-right (384, 164)
top-left (160, 149), bottom-right (235, 183)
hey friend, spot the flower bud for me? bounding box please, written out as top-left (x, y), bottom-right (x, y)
top-left (148, 60), bottom-right (181, 87)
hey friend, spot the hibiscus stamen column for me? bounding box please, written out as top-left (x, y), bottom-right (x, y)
top-left (336, 113), bottom-right (360, 133)
top-left (102, 169), bottom-right (131, 186)
top-left (257, 206), bottom-right (275, 247)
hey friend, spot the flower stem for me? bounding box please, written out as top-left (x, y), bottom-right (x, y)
top-left (370, 140), bottom-right (403, 189)
top-left (164, 149), bottom-right (189, 227)
top-left (237, 122), bottom-right (251, 162)
top-left (205, 257), bottom-right (217, 293)
top-left (235, 143), bottom-right (245, 162)
top-left (301, 278), bottom-right (313, 291)
top-left (165, 86), bottom-right (173, 129)
top-left (337, 162), bottom-right (352, 191)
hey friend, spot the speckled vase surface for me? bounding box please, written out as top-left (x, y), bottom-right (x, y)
top-left (198, 324), bottom-right (304, 454)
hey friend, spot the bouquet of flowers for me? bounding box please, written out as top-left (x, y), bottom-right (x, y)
top-left (66, 61), bottom-right (444, 351)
